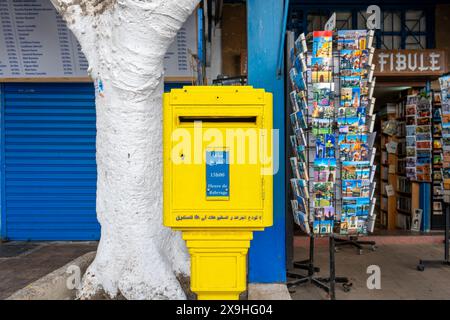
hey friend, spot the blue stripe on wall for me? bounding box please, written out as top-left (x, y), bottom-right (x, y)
top-left (1, 84), bottom-right (6, 238)
top-left (247, 0), bottom-right (287, 283)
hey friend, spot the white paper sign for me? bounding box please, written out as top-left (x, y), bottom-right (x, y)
top-left (386, 141), bottom-right (398, 154)
top-left (324, 13), bottom-right (336, 31)
top-left (385, 184), bottom-right (395, 197)
top-left (0, 0), bottom-right (197, 79)
top-left (411, 209), bottom-right (422, 232)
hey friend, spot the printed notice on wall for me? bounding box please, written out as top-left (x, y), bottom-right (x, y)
top-left (0, 0), bottom-right (197, 79)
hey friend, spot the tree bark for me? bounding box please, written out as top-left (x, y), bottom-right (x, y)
top-left (50, 0), bottom-right (200, 299)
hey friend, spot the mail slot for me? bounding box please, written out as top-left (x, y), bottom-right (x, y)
top-left (163, 86), bottom-right (273, 300)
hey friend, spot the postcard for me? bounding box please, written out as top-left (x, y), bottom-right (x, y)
top-left (312, 118), bottom-right (333, 135)
top-left (341, 75), bottom-right (361, 88)
top-left (314, 158), bottom-right (337, 182)
top-left (341, 164), bottom-right (371, 180)
top-left (339, 143), bottom-right (370, 162)
top-left (337, 30), bottom-right (368, 50)
top-left (406, 125), bottom-right (416, 136)
top-left (296, 179), bottom-right (309, 199)
top-left (290, 157), bottom-right (300, 179)
top-left (290, 68), bottom-right (306, 91)
top-left (406, 104), bottom-right (416, 116)
top-left (312, 84), bottom-right (334, 118)
top-left (340, 49), bottom-right (362, 69)
top-left (337, 116), bottom-right (366, 134)
top-left (295, 128), bottom-right (307, 146)
top-left (311, 57), bottom-right (332, 83)
top-left (406, 116), bottom-right (416, 125)
top-left (298, 161), bottom-right (309, 180)
top-left (313, 182), bottom-right (334, 207)
top-left (342, 179), bottom-right (370, 198)
top-left (313, 220), bottom-right (334, 235)
top-left (406, 167), bottom-right (417, 179)
top-left (312, 83), bottom-right (334, 107)
top-left (296, 195), bottom-right (309, 214)
top-left (406, 95), bottom-right (419, 105)
top-left (342, 197), bottom-right (370, 217)
top-left (316, 134), bottom-right (336, 158)
top-left (290, 134), bottom-right (298, 151)
top-left (290, 90), bottom-right (308, 112)
top-left (338, 134), bottom-right (367, 145)
top-left (416, 125), bottom-right (431, 133)
top-left (406, 136), bottom-right (416, 147)
top-left (433, 154), bottom-right (443, 166)
top-left (416, 133), bottom-right (432, 141)
top-left (296, 145), bottom-right (307, 162)
top-left (360, 79), bottom-right (369, 96)
top-left (406, 157), bottom-right (416, 167)
top-left (314, 206), bottom-right (335, 221)
top-left (294, 53), bottom-right (307, 73)
top-left (417, 150), bottom-right (432, 164)
top-left (340, 87), bottom-right (360, 108)
top-left (313, 31), bottom-right (333, 58)
top-left (433, 123), bottom-right (442, 137)
top-left (417, 117), bottom-right (431, 126)
top-left (340, 216), bottom-right (359, 235)
top-left (416, 140), bottom-right (432, 149)
top-left (434, 185), bottom-right (443, 196)
top-left (293, 209), bottom-right (311, 235)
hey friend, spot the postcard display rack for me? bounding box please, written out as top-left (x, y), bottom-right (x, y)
top-left (417, 75), bottom-right (450, 271)
top-left (287, 29), bottom-right (377, 298)
top-left (431, 89), bottom-right (445, 226)
top-left (404, 94), bottom-right (433, 183)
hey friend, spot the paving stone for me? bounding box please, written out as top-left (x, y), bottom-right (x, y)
top-left (290, 243), bottom-right (450, 300)
top-left (0, 242), bottom-right (97, 300)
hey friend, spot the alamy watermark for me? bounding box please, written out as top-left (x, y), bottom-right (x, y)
top-left (366, 265), bottom-right (381, 290)
top-left (170, 122), bottom-right (279, 175)
top-left (66, 265), bottom-right (81, 290)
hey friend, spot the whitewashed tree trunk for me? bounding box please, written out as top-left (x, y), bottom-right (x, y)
top-left (50, 0), bottom-right (200, 299)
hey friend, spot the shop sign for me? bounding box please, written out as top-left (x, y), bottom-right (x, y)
top-left (374, 49), bottom-right (447, 76)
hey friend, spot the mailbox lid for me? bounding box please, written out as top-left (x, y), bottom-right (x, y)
top-left (167, 86), bottom-right (267, 106)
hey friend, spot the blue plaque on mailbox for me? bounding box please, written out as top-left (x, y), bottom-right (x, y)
top-left (206, 150), bottom-right (229, 199)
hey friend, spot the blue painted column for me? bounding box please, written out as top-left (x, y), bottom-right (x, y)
top-left (420, 81), bottom-right (432, 232)
top-left (247, 0), bottom-right (286, 283)
top-left (420, 183), bottom-right (431, 232)
top-left (0, 84), bottom-right (5, 239)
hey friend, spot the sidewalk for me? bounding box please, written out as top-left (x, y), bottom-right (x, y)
top-left (0, 242), bottom-right (97, 299)
top-left (289, 240), bottom-right (450, 300)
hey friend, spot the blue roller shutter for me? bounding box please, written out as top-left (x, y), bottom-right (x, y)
top-left (0, 82), bottom-right (187, 240)
top-left (1, 83), bottom-right (99, 240)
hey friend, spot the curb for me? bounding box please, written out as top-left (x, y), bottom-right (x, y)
top-left (248, 283), bottom-right (292, 300)
top-left (6, 251), bottom-right (96, 300)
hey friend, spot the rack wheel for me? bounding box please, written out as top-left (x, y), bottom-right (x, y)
top-left (371, 245), bottom-right (377, 251)
top-left (358, 249), bottom-right (363, 255)
top-left (417, 264), bottom-right (425, 272)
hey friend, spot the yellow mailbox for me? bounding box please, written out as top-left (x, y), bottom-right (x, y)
top-left (163, 86), bottom-right (273, 300)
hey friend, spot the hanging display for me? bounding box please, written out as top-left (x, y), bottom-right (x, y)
top-left (337, 30), bottom-right (376, 236)
top-left (404, 93), bottom-right (433, 182)
top-left (311, 31), bottom-right (336, 235)
top-left (288, 28), bottom-right (377, 237)
top-left (439, 75), bottom-right (450, 190)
